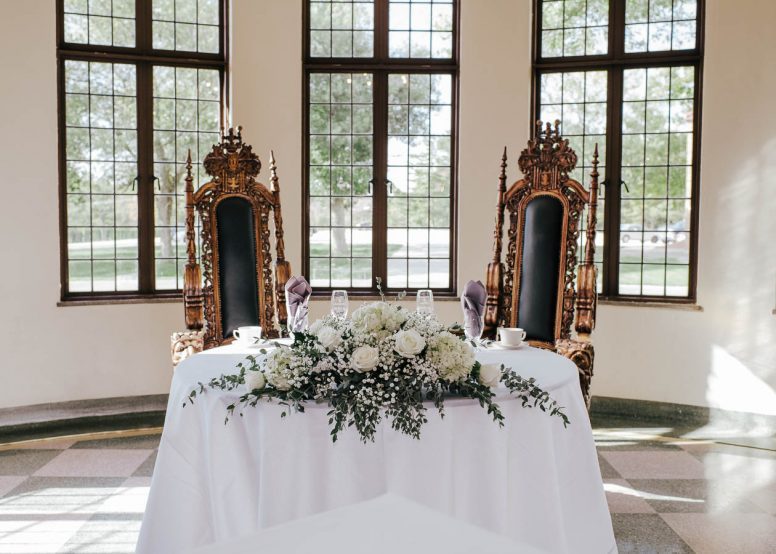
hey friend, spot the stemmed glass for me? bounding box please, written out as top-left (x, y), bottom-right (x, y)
top-left (330, 290), bottom-right (349, 319)
top-left (416, 289), bottom-right (434, 314)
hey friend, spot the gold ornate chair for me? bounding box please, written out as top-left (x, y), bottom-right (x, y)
top-left (484, 121), bottom-right (599, 407)
top-left (171, 127), bottom-right (291, 366)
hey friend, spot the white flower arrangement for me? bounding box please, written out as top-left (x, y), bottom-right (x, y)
top-left (186, 302), bottom-right (569, 442)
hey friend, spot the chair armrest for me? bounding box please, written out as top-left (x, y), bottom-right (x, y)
top-left (556, 338), bottom-right (595, 409)
top-left (171, 330), bottom-right (204, 368)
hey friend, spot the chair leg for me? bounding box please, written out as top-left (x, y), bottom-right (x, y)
top-left (556, 339), bottom-right (595, 410)
top-left (171, 330), bottom-right (205, 369)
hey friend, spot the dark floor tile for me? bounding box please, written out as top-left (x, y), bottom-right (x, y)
top-left (628, 479), bottom-right (765, 514)
top-left (132, 450), bottom-right (157, 477)
top-left (598, 453), bottom-right (621, 478)
top-left (2, 476), bottom-right (127, 517)
top-left (71, 434), bottom-right (161, 450)
top-left (7, 475), bottom-right (126, 495)
top-left (611, 513), bottom-right (693, 553)
top-left (0, 449), bottom-right (61, 476)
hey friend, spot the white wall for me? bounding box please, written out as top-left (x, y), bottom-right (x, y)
top-left (0, 0), bottom-right (774, 416)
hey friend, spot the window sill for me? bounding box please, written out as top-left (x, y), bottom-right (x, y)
top-left (309, 293), bottom-right (460, 302)
top-left (58, 295), bottom-right (182, 307)
top-left (598, 298), bottom-right (703, 312)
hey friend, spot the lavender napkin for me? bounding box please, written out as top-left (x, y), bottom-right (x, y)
top-left (461, 280), bottom-right (487, 339)
top-left (285, 276), bottom-right (312, 333)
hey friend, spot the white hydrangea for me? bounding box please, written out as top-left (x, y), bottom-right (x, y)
top-left (264, 347), bottom-right (294, 391)
top-left (426, 331), bottom-right (476, 382)
top-left (376, 302), bottom-right (407, 331)
top-left (351, 301), bottom-right (408, 337)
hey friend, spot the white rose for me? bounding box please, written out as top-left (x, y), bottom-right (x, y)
top-left (478, 364), bottom-right (502, 388)
top-left (393, 329), bottom-right (426, 358)
top-left (351, 345), bottom-right (380, 373)
top-left (316, 326), bottom-right (342, 351)
top-left (245, 370), bottom-right (266, 391)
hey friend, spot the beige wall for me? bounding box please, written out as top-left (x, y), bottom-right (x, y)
top-left (1, 0), bottom-right (774, 415)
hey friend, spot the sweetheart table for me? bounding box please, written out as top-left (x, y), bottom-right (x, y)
top-left (136, 343), bottom-right (615, 554)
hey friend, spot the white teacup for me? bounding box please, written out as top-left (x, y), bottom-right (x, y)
top-left (233, 326), bottom-right (262, 345)
top-left (497, 327), bottom-right (526, 347)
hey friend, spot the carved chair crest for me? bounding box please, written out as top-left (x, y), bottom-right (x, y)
top-left (182, 127), bottom-right (291, 350)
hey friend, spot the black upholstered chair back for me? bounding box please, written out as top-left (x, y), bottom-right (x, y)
top-left (515, 195), bottom-right (564, 343)
top-left (215, 197), bottom-right (261, 340)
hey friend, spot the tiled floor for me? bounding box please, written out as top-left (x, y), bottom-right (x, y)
top-left (0, 423), bottom-right (774, 553)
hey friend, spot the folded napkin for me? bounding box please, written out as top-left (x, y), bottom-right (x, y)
top-left (461, 280), bottom-right (487, 339)
top-left (285, 276), bottom-right (312, 333)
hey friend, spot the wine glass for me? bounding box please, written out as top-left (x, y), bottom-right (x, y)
top-left (331, 290), bottom-right (349, 319)
top-left (416, 289), bottom-right (434, 314)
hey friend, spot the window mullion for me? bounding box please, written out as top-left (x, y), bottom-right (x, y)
top-left (603, 67), bottom-right (624, 296)
top-left (137, 0), bottom-right (153, 52)
top-left (374, 0), bottom-right (389, 62)
top-left (611, 0), bottom-right (626, 59)
top-left (372, 71), bottom-right (389, 287)
top-left (136, 62), bottom-right (155, 293)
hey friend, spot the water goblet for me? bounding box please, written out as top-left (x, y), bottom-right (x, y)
top-left (331, 290), bottom-right (349, 319)
top-left (416, 289), bottom-right (434, 315)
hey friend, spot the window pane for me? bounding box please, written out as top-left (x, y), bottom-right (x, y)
top-left (63, 0), bottom-right (136, 47)
top-left (389, 0), bottom-right (453, 59)
top-left (65, 61), bottom-right (139, 293)
top-left (625, 0), bottom-right (697, 53)
top-left (540, 0), bottom-right (608, 58)
top-left (619, 66), bottom-right (694, 296)
top-left (309, 1), bottom-right (375, 58)
top-left (538, 70), bottom-right (607, 292)
top-left (387, 73), bottom-right (452, 289)
top-left (308, 73), bottom-right (374, 288)
top-left (153, 66), bottom-right (221, 290)
top-left (152, 0), bottom-right (221, 53)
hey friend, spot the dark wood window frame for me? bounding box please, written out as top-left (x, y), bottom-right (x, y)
top-left (56, 0), bottom-right (229, 303)
top-left (531, 0), bottom-right (704, 303)
top-left (302, 0), bottom-right (460, 298)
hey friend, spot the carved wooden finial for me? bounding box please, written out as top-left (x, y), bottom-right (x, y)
top-left (584, 143), bottom-right (600, 267)
top-left (182, 148), bottom-right (204, 331)
top-left (269, 150), bottom-right (279, 192)
top-left (269, 150), bottom-right (292, 330)
top-left (484, 147), bottom-right (509, 338)
top-left (269, 150), bottom-right (286, 263)
top-left (492, 147), bottom-right (508, 264)
top-left (184, 150), bottom-right (196, 266)
top-left (574, 142), bottom-right (600, 338)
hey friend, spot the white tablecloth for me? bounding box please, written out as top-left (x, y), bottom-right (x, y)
top-left (137, 344), bottom-right (615, 554)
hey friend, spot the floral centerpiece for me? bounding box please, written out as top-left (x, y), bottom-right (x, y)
top-left (186, 301), bottom-right (569, 443)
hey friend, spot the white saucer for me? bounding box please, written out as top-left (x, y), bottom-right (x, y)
top-left (491, 342), bottom-right (526, 350)
top-left (234, 341), bottom-right (265, 349)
